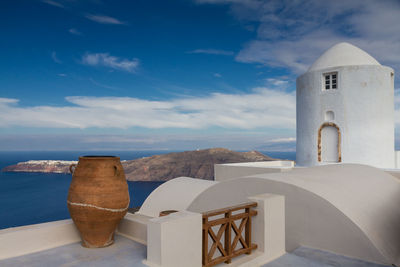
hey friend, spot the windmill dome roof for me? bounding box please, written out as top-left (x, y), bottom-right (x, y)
top-left (308, 42), bottom-right (380, 72)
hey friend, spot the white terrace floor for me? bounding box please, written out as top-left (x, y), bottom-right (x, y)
top-left (1, 237), bottom-right (392, 267)
top-left (0, 235), bottom-right (147, 267)
top-left (263, 247), bottom-right (391, 267)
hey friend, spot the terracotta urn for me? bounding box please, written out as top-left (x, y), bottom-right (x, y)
top-left (67, 156), bottom-right (129, 248)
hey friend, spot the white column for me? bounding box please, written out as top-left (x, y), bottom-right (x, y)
top-left (145, 211), bottom-right (202, 267)
top-left (248, 193), bottom-right (285, 260)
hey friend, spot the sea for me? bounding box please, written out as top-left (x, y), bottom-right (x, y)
top-left (0, 150), bottom-right (295, 230)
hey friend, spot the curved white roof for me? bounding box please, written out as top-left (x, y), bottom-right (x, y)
top-left (188, 164), bottom-right (400, 265)
top-left (308, 42), bottom-right (380, 71)
top-left (138, 177), bottom-right (217, 217)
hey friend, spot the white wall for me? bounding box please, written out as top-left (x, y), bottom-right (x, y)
top-left (145, 211), bottom-right (202, 267)
top-left (187, 164), bottom-right (400, 266)
top-left (0, 219), bottom-right (80, 260)
top-left (297, 65), bottom-right (395, 168)
top-left (117, 213), bottom-right (151, 245)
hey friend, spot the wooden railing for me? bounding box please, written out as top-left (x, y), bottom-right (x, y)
top-left (202, 202), bottom-right (258, 267)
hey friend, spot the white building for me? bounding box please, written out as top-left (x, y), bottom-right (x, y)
top-left (296, 42), bottom-right (395, 168)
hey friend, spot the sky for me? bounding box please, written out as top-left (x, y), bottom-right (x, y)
top-left (1, 0), bottom-right (400, 151)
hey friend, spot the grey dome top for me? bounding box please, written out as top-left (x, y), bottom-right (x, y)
top-left (308, 42), bottom-right (380, 71)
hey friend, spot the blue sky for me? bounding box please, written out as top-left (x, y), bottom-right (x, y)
top-left (1, 0), bottom-right (400, 151)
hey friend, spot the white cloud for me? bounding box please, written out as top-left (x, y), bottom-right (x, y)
top-left (0, 88), bottom-right (295, 130)
top-left (51, 51), bottom-right (62, 64)
top-left (266, 78), bottom-right (288, 86)
top-left (214, 73), bottom-right (222, 78)
top-left (82, 53), bottom-right (139, 73)
top-left (266, 137), bottom-right (295, 143)
top-left (85, 14), bottom-right (125, 25)
top-left (198, 0), bottom-right (400, 76)
top-left (187, 49), bottom-right (234, 56)
top-left (0, 98), bottom-right (18, 104)
top-left (394, 89), bottom-right (400, 126)
top-left (254, 136), bottom-right (296, 152)
top-left (41, 0), bottom-right (64, 8)
top-left (236, 33), bottom-right (400, 74)
top-left (68, 28), bottom-right (82, 35)
top-left (395, 88), bottom-right (400, 106)
top-left (0, 133), bottom-right (296, 151)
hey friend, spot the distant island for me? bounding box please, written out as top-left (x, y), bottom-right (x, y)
top-left (123, 148), bottom-right (275, 181)
top-left (2, 148), bottom-right (276, 181)
top-left (2, 160), bottom-right (78, 173)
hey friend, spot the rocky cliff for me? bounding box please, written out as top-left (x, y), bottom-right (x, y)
top-left (123, 148), bottom-right (275, 181)
top-left (2, 148), bottom-right (276, 181)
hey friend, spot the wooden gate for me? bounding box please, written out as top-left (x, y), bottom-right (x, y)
top-left (202, 202), bottom-right (258, 267)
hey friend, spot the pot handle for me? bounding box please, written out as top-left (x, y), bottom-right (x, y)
top-left (69, 164), bottom-right (77, 174)
top-left (114, 165), bottom-right (119, 176)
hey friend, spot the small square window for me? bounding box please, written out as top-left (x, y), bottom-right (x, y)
top-left (323, 72), bottom-right (338, 90)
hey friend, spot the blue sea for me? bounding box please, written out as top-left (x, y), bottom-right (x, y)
top-left (0, 150), bottom-right (295, 230)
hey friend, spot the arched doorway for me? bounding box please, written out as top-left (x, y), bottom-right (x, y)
top-left (318, 122), bottom-right (341, 163)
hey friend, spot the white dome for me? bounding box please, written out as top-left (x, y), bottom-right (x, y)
top-left (308, 42), bottom-right (380, 72)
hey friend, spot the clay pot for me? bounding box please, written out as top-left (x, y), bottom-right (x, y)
top-left (67, 156), bottom-right (129, 248)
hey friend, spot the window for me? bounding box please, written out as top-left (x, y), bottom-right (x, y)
top-left (325, 111), bottom-right (334, 121)
top-left (324, 72), bottom-right (338, 90)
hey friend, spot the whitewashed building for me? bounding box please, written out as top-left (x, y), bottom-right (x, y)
top-left (296, 42), bottom-right (395, 168)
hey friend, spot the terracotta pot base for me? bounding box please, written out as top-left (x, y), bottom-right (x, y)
top-left (82, 238), bottom-right (114, 248)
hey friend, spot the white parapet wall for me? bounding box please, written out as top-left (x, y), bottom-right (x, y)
top-left (143, 192), bottom-right (286, 267)
top-left (248, 194), bottom-right (285, 261)
top-left (0, 214), bottom-right (154, 261)
top-left (117, 213), bottom-right (153, 245)
top-left (0, 219), bottom-right (81, 260)
top-left (145, 211), bottom-right (202, 267)
top-left (227, 193), bottom-right (286, 267)
top-left (215, 161), bottom-right (294, 182)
